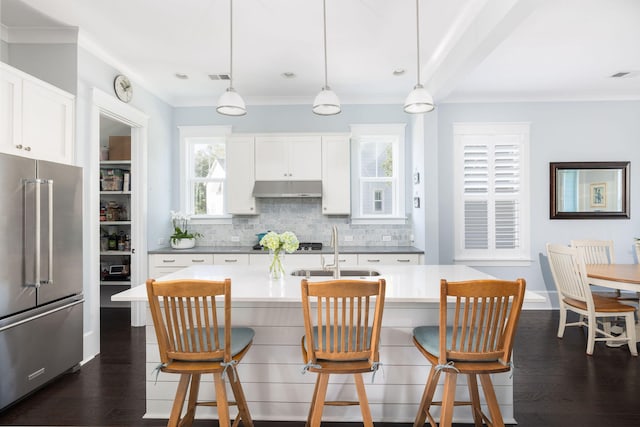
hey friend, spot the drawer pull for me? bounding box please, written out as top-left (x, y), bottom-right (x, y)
top-left (397, 259), bottom-right (411, 263)
top-left (191, 259), bottom-right (205, 263)
top-left (366, 259), bottom-right (381, 263)
top-left (224, 259), bottom-right (238, 263)
top-left (162, 259), bottom-right (176, 263)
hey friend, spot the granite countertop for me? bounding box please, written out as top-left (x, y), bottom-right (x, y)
top-left (148, 245), bottom-right (424, 255)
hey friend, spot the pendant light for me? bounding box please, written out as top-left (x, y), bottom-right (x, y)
top-left (313, 0), bottom-right (341, 115)
top-left (404, 0), bottom-right (434, 114)
top-left (217, 0), bottom-right (246, 116)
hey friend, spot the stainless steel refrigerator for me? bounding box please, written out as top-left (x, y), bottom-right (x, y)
top-left (0, 153), bottom-right (83, 410)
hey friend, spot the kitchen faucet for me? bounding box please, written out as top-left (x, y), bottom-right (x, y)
top-left (321, 225), bottom-right (340, 279)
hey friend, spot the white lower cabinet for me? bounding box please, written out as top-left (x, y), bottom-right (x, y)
top-left (213, 254), bottom-right (249, 265)
top-left (321, 253), bottom-right (358, 267)
top-left (358, 254), bottom-right (420, 266)
top-left (149, 254), bottom-right (214, 278)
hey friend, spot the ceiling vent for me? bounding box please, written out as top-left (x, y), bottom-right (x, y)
top-left (209, 74), bottom-right (231, 80)
top-left (610, 71), bottom-right (640, 78)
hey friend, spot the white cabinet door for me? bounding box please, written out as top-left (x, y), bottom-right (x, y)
top-left (288, 136), bottom-right (321, 180)
top-left (21, 78), bottom-right (74, 164)
top-left (255, 136), bottom-right (322, 180)
top-left (0, 65), bottom-right (22, 156)
top-left (322, 135), bottom-right (350, 215)
top-left (255, 137), bottom-right (289, 180)
top-left (227, 136), bottom-right (257, 214)
top-left (149, 254), bottom-right (214, 278)
top-left (0, 64), bottom-right (74, 163)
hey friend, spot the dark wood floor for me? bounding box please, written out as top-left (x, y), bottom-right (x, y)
top-left (0, 308), bottom-right (638, 426)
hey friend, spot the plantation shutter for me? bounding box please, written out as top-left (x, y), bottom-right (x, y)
top-left (455, 124), bottom-right (529, 262)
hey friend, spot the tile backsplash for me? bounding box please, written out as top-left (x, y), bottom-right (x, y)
top-left (190, 198), bottom-right (413, 247)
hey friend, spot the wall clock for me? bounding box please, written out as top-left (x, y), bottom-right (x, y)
top-left (114, 74), bottom-right (133, 103)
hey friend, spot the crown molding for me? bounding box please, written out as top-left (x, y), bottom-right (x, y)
top-left (4, 26), bottom-right (78, 43)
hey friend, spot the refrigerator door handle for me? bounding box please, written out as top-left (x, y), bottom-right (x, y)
top-left (23, 179), bottom-right (53, 287)
top-left (23, 179), bottom-right (40, 288)
top-left (44, 179), bottom-right (53, 286)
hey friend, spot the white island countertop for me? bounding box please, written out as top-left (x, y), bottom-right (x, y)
top-left (112, 264), bottom-right (545, 304)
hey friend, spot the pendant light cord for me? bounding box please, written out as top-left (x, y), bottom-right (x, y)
top-left (229, 0), bottom-right (234, 88)
top-left (415, 0), bottom-right (421, 86)
top-left (322, 0), bottom-right (328, 88)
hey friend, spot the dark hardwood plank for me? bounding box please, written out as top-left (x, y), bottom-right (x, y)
top-left (0, 309), bottom-right (638, 426)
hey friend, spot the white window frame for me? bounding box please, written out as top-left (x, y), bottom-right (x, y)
top-left (178, 125), bottom-right (232, 224)
top-left (350, 124), bottom-right (406, 225)
top-left (453, 123), bottom-right (531, 266)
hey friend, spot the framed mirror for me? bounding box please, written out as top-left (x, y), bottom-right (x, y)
top-left (550, 161), bottom-right (630, 219)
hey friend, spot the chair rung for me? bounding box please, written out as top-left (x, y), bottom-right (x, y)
top-left (325, 400), bottom-right (360, 406)
top-left (431, 400), bottom-right (473, 407)
top-left (197, 401), bottom-right (238, 407)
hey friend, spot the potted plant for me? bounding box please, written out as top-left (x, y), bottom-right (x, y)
top-left (170, 211), bottom-right (202, 249)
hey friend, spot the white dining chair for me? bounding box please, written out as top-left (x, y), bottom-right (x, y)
top-left (546, 243), bottom-right (637, 356)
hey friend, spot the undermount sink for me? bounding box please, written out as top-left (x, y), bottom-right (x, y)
top-left (290, 269), bottom-right (381, 277)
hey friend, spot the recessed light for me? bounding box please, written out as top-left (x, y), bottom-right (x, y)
top-left (281, 72), bottom-right (296, 79)
top-left (175, 73), bottom-right (189, 79)
top-left (393, 69), bottom-right (406, 76)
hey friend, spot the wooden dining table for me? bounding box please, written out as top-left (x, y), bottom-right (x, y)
top-left (586, 264), bottom-right (640, 293)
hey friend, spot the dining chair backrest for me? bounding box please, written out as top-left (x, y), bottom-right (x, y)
top-left (570, 239), bottom-right (615, 264)
top-left (301, 278), bottom-right (386, 364)
top-left (546, 244), bottom-right (594, 308)
top-left (146, 278), bottom-right (231, 364)
top-left (438, 278), bottom-right (526, 365)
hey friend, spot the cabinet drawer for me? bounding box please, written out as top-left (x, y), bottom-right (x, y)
top-left (358, 254), bottom-right (419, 265)
top-left (150, 254), bottom-right (214, 268)
top-left (213, 254), bottom-right (249, 265)
top-left (322, 254), bottom-right (358, 266)
top-left (249, 253), bottom-right (322, 268)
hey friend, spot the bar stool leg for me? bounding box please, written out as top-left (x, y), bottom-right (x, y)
top-left (228, 366), bottom-right (254, 427)
top-left (467, 374), bottom-right (483, 427)
top-left (309, 373), bottom-right (329, 427)
top-left (214, 372), bottom-right (231, 427)
top-left (168, 374), bottom-right (190, 427)
top-left (354, 373), bottom-right (373, 427)
top-left (479, 374), bottom-right (504, 427)
top-left (439, 372), bottom-right (457, 427)
top-left (413, 368), bottom-right (440, 427)
top-left (182, 373), bottom-right (201, 426)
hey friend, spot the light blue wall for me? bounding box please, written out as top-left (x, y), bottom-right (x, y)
top-left (7, 43), bottom-right (78, 94)
top-left (437, 101), bottom-right (640, 297)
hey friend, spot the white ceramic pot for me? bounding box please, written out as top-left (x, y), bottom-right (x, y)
top-left (170, 237), bottom-right (196, 249)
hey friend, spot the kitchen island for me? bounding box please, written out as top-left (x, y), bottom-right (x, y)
top-left (113, 264), bottom-right (544, 423)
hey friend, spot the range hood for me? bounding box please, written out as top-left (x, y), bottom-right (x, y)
top-left (252, 180), bottom-right (322, 198)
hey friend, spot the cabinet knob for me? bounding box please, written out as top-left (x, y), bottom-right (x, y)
top-left (15, 144), bottom-right (23, 149)
top-left (24, 146), bottom-right (31, 151)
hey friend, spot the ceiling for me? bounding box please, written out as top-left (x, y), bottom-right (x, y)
top-left (2, 0), bottom-right (640, 107)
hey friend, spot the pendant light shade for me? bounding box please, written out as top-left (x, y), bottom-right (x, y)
top-left (313, 0), bottom-right (341, 115)
top-left (313, 86), bottom-right (341, 115)
top-left (217, 0), bottom-right (246, 116)
top-left (404, 0), bottom-right (434, 114)
top-left (404, 84), bottom-right (434, 114)
top-left (217, 87), bottom-right (246, 116)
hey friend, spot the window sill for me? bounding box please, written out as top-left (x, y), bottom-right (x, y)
top-left (453, 258), bottom-right (532, 267)
top-left (190, 216), bottom-right (233, 225)
top-left (350, 216), bottom-right (407, 225)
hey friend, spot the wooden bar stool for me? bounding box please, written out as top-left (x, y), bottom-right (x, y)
top-left (412, 278), bottom-right (526, 427)
top-left (146, 278), bottom-right (254, 427)
top-left (300, 278), bottom-right (386, 427)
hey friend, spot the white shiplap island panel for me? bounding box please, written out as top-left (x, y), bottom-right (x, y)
top-left (113, 264), bottom-right (545, 423)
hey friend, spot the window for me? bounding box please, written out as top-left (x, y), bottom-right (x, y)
top-left (453, 123), bottom-right (530, 265)
top-left (351, 124), bottom-right (406, 223)
top-left (179, 126), bottom-right (232, 220)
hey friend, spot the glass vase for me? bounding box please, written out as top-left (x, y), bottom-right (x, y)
top-left (269, 250), bottom-right (285, 280)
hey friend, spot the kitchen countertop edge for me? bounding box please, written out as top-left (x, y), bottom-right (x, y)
top-left (148, 245), bottom-right (424, 255)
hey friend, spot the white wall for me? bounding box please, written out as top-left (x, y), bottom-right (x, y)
top-left (437, 101), bottom-right (640, 301)
top-left (77, 46), bottom-right (173, 360)
top-left (7, 42), bottom-right (77, 94)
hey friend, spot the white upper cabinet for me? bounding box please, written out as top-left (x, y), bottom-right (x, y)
top-left (255, 135), bottom-right (321, 181)
top-left (321, 135), bottom-right (351, 215)
top-left (0, 63), bottom-right (75, 164)
top-left (226, 136), bottom-right (258, 215)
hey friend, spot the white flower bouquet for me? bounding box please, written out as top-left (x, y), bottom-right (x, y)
top-left (259, 231), bottom-right (299, 279)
